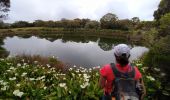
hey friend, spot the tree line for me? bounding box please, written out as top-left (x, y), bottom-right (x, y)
top-left (0, 13), bottom-right (154, 31)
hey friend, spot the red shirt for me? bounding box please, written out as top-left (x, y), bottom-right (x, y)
top-left (100, 63), bottom-right (142, 94)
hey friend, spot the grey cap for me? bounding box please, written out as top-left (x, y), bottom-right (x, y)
top-left (113, 44), bottom-right (130, 57)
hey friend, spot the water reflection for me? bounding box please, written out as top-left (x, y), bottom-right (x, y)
top-left (0, 38), bottom-right (9, 58)
top-left (2, 36), bottom-right (149, 67)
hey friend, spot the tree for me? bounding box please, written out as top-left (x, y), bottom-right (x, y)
top-left (0, 20), bottom-right (4, 28)
top-left (154, 0), bottom-right (170, 20)
top-left (11, 21), bottom-right (32, 28)
top-left (136, 21), bottom-right (156, 31)
top-left (144, 35), bottom-right (170, 99)
top-left (131, 17), bottom-right (140, 28)
top-left (158, 13), bottom-right (170, 36)
top-left (80, 18), bottom-right (90, 28)
top-left (131, 17), bottom-right (140, 23)
top-left (60, 18), bottom-right (69, 28)
top-left (100, 13), bottom-right (118, 29)
top-left (0, 0), bottom-right (10, 19)
top-left (33, 20), bottom-right (46, 27)
top-left (45, 20), bottom-right (56, 27)
top-left (85, 20), bottom-right (100, 29)
top-left (117, 19), bottom-right (133, 30)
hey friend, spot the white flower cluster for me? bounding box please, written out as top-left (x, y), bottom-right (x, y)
top-left (13, 89), bottom-right (24, 97)
top-left (46, 64), bottom-right (51, 68)
top-left (146, 76), bottom-right (155, 81)
top-left (154, 68), bottom-right (160, 72)
top-left (59, 83), bottom-right (66, 87)
top-left (80, 74), bottom-right (91, 89)
top-left (9, 77), bottom-right (16, 81)
top-left (0, 80), bottom-right (9, 91)
top-left (21, 72), bottom-right (27, 77)
top-left (59, 83), bottom-right (67, 90)
top-left (29, 75), bottom-right (46, 81)
top-left (17, 63), bottom-right (21, 67)
top-left (80, 82), bottom-right (89, 89)
top-left (9, 67), bottom-right (16, 70)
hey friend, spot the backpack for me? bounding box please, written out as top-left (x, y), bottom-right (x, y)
top-left (110, 63), bottom-right (139, 100)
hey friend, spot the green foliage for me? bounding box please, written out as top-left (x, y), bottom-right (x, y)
top-left (100, 13), bottom-right (134, 30)
top-left (131, 17), bottom-right (140, 24)
top-left (144, 35), bottom-right (170, 70)
top-left (143, 35), bottom-right (170, 99)
top-left (0, 20), bottom-right (10, 29)
top-left (44, 21), bottom-right (56, 28)
top-left (143, 28), bottom-right (158, 47)
top-left (0, 58), bottom-right (103, 99)
top-left (136, 21), bottom-right (156, 31)
top-left (117, 19), bottom-right (133, 31)
top-left (132, 60), bottom-right (169, 99)
top-left (7, 13), bottom-right (139, 31)
top-left (85, 21), bottom-right (100, 29)
top-left (159, 13), bottom-right (170, 28)
top-left (0, 47), bottom-right (9, 58)
top-left (100, 13), bottom-right (118, 29)
top-left (33, 20), bottom-right (46, 27)
top-left (159, 13), bottom-right (170, 36)
top-left (154, 0), bottom-right (170, 20)
top-left (0, 57), bottom-right (167, 99)
top-left (0, 21), bottom-right (4, 28)
top-left (11, 21), bottom-right (33, 28)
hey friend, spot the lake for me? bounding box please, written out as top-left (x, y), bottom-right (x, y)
top-left (2, 36), bottom-right (149, 67)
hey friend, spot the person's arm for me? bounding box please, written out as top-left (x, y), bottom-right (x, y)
top-left (99, 75), bottom-right (106, 89)
top-left (140, 78), bottom-right (146, 100)
top-left (134, 66), bottom-right (146, 100)
top-left (136, 78), bottom-right (146, 100)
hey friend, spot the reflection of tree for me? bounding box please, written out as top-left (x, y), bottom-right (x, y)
top-left (62, 35), bottom-right (87, 43)
top-left (18, 35), bottom-right (32, 39)
top-left (0, 47), bottom-right (9, 57)
top-left (38, 35), bottom-right (129, 51)
top-left (98, 37), bottom-right (127, 51)
top-left (98, 42), bottom-right (112, 51)
top-left (61, 35), bottom-right (98, 43)
top-left (0, 38), bottom-right (9, 58)
top-left (52, 35), bottom-right (99, 43)
top-left (39, 35), bottom-right (62, 42)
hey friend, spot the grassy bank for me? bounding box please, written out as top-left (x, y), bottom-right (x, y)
top-left (0, 27), bottom-right (143, 43)
top-left (0, 56), bottom-right (163, 99)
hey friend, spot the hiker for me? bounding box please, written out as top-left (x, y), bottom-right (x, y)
top-left (99, 44), bottom-right (146, 100)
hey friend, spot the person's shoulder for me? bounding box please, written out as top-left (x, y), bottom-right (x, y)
top-left (100, 64), bottom-right (112, 77)
top-left (101, 64), bottom-right (111, 70)
top-left (103, 64), bottom-right (111, 68)
top-left (132, 65), bottom-right (142, 79)
top-left (133, 66), bottom-right (141, 72)
top-left (100, 64), bottom-right (111, 75)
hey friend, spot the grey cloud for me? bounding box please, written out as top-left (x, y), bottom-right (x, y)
top-left (5, 0), bottom-right (161, 23)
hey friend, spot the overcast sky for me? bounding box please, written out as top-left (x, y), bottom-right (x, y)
top-left (5, 0), bottom-right (161, 23)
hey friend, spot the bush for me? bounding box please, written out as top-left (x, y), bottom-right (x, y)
top-left (143, 35), bottom-right (170, 99)
top-left (158, 13), bottom-right (170, 37)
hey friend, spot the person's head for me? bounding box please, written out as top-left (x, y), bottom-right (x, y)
top-left (113, 44), bottom-right (130, 67)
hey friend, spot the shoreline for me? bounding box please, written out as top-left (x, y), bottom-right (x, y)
top-left (0, 27), bottom-right (143, 43)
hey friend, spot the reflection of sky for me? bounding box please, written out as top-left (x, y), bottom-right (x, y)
top-left (130, 46), bottom-right (149, 61)
top-left (2, 36), bottom-right (148, 67)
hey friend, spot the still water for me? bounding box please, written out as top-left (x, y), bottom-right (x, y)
top-left (2, 36), bottom-right (149, 67)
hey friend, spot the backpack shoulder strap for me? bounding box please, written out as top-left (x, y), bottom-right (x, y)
top-left (110, 63), bottom-right (136, 79)
top-left (128, 63), bottom-right (136, 79)
top-left (110, 63), bottom-right (121, 78)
